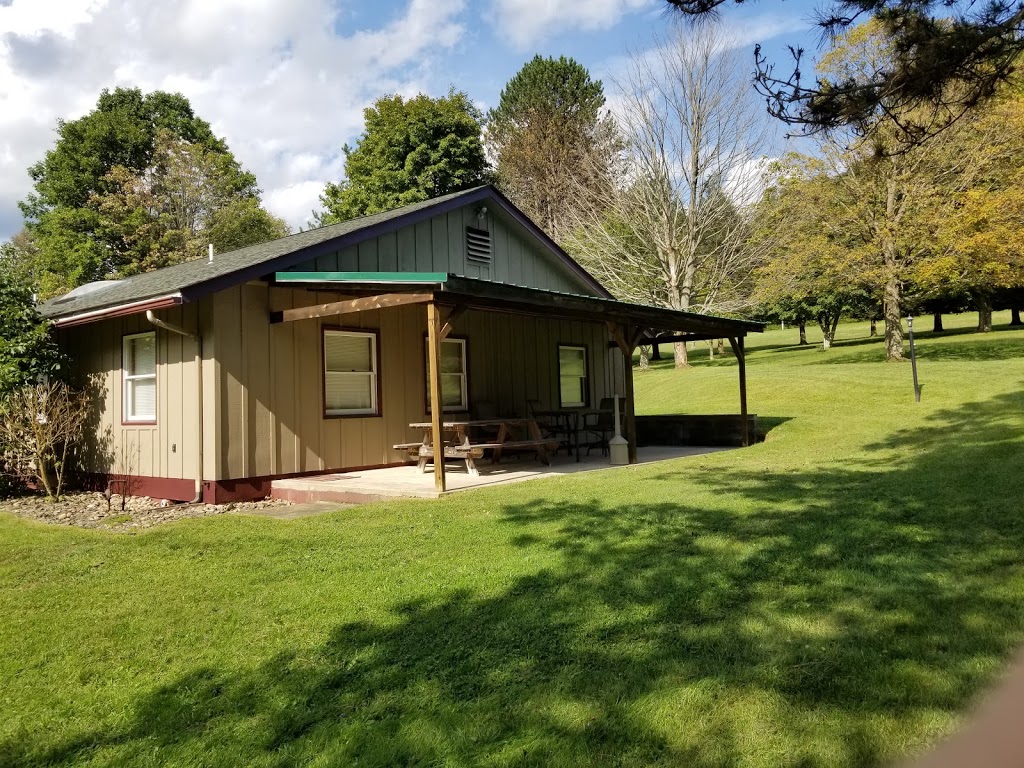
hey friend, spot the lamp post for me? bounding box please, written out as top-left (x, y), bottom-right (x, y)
top-left (907, 315), bottom-right (921, 402)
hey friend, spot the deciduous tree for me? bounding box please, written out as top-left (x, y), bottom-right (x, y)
top-left (19, 88), bottom-right (279, 297)
top-left (0, 255), bottom-right (63, 396)
top-left (566, 27), bottom-right (773, 367)
top-left (90, 130), bottom-right (287, 275)
top-left (317, 91), bottom-right (488, 224)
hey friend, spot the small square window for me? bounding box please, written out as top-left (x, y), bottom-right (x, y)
top-left (123, 332), bottom-right (156, 423)
top-left (558, 345), bottom-right (588, 407)
top-left (324, 330), bottom-right (379, 416)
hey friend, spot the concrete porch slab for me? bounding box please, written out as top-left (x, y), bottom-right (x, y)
top-left (270, 445), bottom-right (728, 503)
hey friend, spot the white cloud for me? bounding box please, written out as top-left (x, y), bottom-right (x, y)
top-left (489, 0), bottom-right (653, 49)
top-left (0, 0), bottom-right (468, 236)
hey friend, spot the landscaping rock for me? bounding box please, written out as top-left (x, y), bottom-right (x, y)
top-left (0, 492), bottom-right (293, 532)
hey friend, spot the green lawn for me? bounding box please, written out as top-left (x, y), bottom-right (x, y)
top-left (1, 312), bottom-right (1022, 767)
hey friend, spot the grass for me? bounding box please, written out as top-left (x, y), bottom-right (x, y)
top-left (1, 311), bottom-right (1022, 767)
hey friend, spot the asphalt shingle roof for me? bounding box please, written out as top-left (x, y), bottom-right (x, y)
top-left (39, 186), bottom-right (491, 320)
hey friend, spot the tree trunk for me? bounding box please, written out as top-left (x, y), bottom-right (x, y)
top-left (932, 313), bottom-right (943, 333)
top-left (881, 231), bottom-right (904, 361)
top-left (716, 338), bottom-right (725, 356)
top-left (869, 318), bottom-right (877, 337)
top-left (1011, 308), bottom-right (1022, 327)
top-left (639, 346), bottom-right (650, 371)
top-left (798, 321), bottom-right (808, 345)
top-left (818, 313), bottom-right (840, 350)
top-left (708, 341), bottom-right (714, 360)
top-left (882, 177), bottom-right (905, 362)
top-left (651, 342), bottom-right (662, 360)
top-left (674, 341), bottom-right (689, 367)
top-left (883, 274), bottom-right (904, 361)
top-left (975, 294), bottom-right (993, 332)
top-left (818, 318), bottom-right (832, 350)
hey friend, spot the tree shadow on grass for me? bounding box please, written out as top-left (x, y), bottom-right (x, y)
top-left (4, 391), bottom-right (1024, 767)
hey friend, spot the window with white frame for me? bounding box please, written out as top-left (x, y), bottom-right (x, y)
top-left (324, 330), bottom-right (379, 416)
top-left (123, 332), bottom-right (157, 422)
top-left (425, 337), bottom-right (468, 411)
top-left (558, 345), bottom-right (588, 407)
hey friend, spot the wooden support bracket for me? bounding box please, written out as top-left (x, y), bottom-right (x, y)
top-left (439, 305), bottom-right (467, 340)
top-left (271, 292), bottom-right (433, 323)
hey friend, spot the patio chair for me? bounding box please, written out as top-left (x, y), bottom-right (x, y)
top-left (581, 398), bottom-right (625, 457)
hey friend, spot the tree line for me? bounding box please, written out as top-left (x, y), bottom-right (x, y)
top-left (3, 20), bottom-right (1023, 370)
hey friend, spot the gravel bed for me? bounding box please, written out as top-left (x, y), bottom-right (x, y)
top-left (0, 492), bottom-right (292, 531)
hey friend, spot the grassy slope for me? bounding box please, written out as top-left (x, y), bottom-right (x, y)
top-left (1, 312), bottom-right (1022, 767)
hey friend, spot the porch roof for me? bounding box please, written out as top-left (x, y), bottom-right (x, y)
top-left (272, 272), bottom-right (764, 338)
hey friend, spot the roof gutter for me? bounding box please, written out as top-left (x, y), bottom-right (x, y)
top-left (49, 293), bottom-right (184, 328)
top-left (145, 310), bottom-right (204, 505)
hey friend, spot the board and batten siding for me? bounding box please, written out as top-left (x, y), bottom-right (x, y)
top-left (58, 300), bottom-right (214, 484)
top-left (284, 205), bottom-right (597, 296)
top-left (211, 283), bottom-right (624, 481)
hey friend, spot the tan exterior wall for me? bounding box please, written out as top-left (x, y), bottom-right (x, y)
top-left (212, 283), bottom-right (624, 481)
top-left (288, 205), bottom-right (597, 296)
top-left (59, 300), bottom-right (215, 487)
top-left (59, 283), bottom-right (625, 488)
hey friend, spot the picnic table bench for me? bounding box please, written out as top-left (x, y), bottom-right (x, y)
top-left (398, 419), bottom-right (560, 477)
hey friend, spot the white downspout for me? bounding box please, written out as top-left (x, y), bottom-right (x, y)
top-left (146, 310), bottom-right (204, 504)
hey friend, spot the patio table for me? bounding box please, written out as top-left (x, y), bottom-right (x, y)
top-left (530, 408), bottom-right (610, 462)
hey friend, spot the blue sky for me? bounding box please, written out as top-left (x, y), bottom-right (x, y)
top-left (0, 0), bottom-right (825, 240)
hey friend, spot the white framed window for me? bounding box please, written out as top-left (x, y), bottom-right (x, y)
top-left (123, 332), bottom-right (157, 423)
top-left (425, 337), bottom-right (468, 412)
top-left (558, 345), bottom-right (588, 407)
top-left (324, 329), bottom-right (379, 416)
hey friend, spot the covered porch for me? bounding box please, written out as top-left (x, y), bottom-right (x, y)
top-left (270, 271), bottom-right (763, 494)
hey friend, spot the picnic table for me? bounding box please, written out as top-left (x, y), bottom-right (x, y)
top-left (397, 418), bottom-right (560, 477)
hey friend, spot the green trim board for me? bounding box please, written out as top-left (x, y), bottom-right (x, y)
top-left (276, 271), bottom-right (449, 283)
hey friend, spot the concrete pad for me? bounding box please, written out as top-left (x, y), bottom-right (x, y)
top-left (270, 445), bottom-right (730, 503)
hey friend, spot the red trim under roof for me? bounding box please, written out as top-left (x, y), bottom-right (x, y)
top-left (50, 295), bottom-right (183, 328)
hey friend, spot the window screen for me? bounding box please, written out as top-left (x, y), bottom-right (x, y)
top-left (558, 345), bottom-right (588, 407)
top-left (324, 331), bottom-right (378, 416)
top-left (123, 332), bottom-right (156, 422)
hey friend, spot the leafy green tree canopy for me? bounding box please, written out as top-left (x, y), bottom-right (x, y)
top-left (19, 88), bottom-right (283, 297)
top-left (0, 248), bottom-right (63, 396)
top-left (317, 91), bottom-right (488, 225)
top-left (21, 87), bottom-right (226, 219)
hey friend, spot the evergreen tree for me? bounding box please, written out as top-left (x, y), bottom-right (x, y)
top-left (487, 55), bottom-right (619, 243)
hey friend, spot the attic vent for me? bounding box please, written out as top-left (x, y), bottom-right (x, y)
top-left (465, 226), bottom-right (492, 264)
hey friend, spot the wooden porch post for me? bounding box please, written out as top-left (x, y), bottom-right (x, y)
top-left (728, 336), bottom-right (749, 447)
top-left (427, 301), bottom-right (446, 491)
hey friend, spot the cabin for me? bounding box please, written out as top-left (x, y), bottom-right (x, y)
top-left (39, 185), bottom-right (762, 503)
